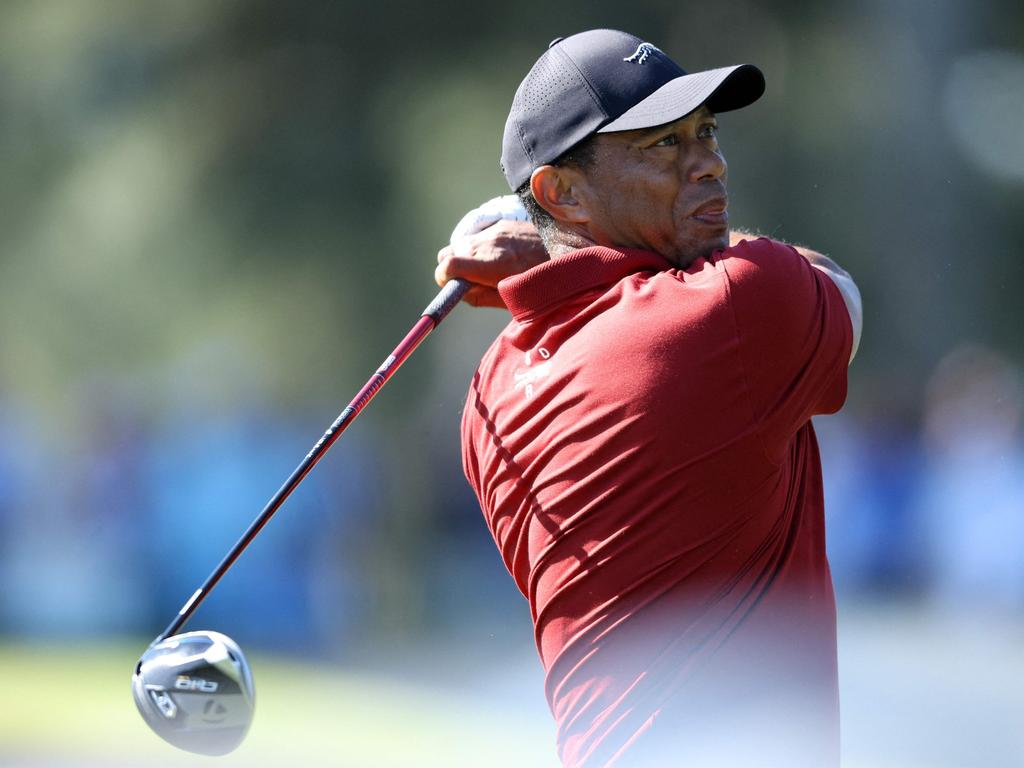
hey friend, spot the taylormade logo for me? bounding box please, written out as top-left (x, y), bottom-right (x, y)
top-left (623, 43), bottom-right (661, 64)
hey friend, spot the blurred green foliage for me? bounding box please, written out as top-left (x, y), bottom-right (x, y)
top-left (1, 0), bottom-right (1023, 642)
top-left (2, 0), bottom-right (1023, 411)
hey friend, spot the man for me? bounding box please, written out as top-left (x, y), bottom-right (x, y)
top-left (435, 29), bottom-right (862, 767)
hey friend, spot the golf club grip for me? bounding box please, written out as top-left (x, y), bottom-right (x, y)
top-left (156, 278), bottom-right (473, 643)
top-left (423, 277), bottom-right (471, 321)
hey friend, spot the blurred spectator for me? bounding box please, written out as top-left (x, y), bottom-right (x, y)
top-left (916, 344), bottom-right (1024, 612)
top-left (819, 413), bottom-right (922, 597)
top-left (0, 386), bottom-right (151, 636)
top-left (142, 395), bottom-right (376, 652)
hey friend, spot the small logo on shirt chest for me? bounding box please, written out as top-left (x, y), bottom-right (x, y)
top-left (514, 347), bottom-right (552, 399)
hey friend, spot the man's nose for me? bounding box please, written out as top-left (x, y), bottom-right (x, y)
top-left (686, 143), bottom-right (727, 184)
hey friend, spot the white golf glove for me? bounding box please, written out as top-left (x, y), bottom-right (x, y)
top-left (449, 195), bottom-right (529, 257)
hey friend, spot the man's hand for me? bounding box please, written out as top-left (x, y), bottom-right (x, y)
top-left (436, 196), bottom-right (547, 309)
top-left (435, 220), bottom-right (547, 308)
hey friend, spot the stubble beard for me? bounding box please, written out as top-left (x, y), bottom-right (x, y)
top-left (667, 230), bottom-right (729, 269)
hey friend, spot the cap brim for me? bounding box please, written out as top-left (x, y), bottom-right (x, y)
top-left (597, 64), bottom-right (765, 133)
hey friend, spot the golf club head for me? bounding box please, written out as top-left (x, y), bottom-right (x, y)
top-left (132, 630), bottom-right (255, 756)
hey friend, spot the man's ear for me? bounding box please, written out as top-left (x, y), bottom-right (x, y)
top-left (530, 165), bottom-right (590, 225)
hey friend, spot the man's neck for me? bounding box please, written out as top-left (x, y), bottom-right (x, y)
top-left (545, 230), bottom-right (600, 259)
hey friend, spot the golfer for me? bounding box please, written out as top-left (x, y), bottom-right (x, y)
top-left (436, 29), bottom-right (862, 767)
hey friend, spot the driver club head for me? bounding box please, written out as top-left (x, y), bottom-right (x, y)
top-left (132, 630), bottom-right (255, 756)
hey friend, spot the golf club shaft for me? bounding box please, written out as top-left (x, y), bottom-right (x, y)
top-left (155, 278), bottom-right (472, 644)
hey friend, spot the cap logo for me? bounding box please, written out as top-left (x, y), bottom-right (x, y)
top-left (623, 43), bottom-right (661, 65)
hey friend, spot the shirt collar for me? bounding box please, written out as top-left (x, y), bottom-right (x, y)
top-left (498, 246), bottom-right (671, 322)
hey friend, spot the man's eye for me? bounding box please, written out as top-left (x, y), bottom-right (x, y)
top-left (653, 134), bottom-right (678, 147)
top-left (700, 124), bottom-right (719, 139)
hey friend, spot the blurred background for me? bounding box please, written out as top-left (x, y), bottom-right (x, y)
top-left (1, 0), bottom-right (1022, 766)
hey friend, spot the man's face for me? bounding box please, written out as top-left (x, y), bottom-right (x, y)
top-left (573, 106), bottom-right (728, 267)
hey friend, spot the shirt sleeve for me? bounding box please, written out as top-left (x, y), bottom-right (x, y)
top-left (722, 237), bottom-right (853, 461)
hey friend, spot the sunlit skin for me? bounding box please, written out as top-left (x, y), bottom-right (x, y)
top-left (531, 106), bottom-right (729, 268)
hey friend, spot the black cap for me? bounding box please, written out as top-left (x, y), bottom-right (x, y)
top-left (501, 29), bottom-right (765, 190)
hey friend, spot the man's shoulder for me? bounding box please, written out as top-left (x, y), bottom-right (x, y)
top-left (718, 236), bottom-right (822, 303)
top-left (719, 236), bottom-right (803, 268)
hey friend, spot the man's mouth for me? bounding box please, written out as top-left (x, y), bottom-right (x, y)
top-left (690, 198), bottom-right (729, 227)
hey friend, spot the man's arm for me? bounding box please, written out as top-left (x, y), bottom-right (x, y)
top-left (436, 209), bottom-right (862, 360)
top-left (731, 231), bottom-right (862, 362)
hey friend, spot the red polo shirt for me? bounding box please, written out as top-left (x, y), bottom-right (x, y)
top-left (461, 237), bottom-right (852, 767)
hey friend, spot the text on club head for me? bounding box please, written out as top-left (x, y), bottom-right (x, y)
top-left (175, 675), bottom-right (219, 692)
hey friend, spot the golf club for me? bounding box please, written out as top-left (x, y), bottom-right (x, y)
top-left (133, 277), bottom-right (471, 755)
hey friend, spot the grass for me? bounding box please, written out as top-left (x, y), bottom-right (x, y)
top-left (0, 641), bottom-right (558, 767)
top-left (4, 608), bottom-right (1023, 767)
